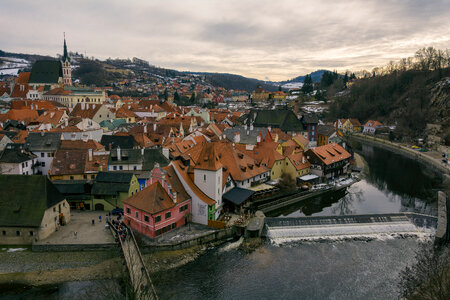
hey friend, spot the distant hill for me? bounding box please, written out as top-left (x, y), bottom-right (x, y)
top-left (1, 50), bottom-right (326, 92)
top-left (278, 70), bottom-right (328, 85)
top-left (190, 72), bottom-right (279, 92)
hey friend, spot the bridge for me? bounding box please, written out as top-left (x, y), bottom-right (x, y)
top-left (264, 213), bottom-right (438, 241)
top-left (110, 222), bottom-right (158, 300)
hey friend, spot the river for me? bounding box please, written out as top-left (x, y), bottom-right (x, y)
top-left (2, 142), bottom-right (445, 299)
top-left (152, 141), bottom-right (444, 300)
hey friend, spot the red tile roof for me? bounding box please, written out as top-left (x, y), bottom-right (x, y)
top-left (309, 143), bottom-right (351, 165)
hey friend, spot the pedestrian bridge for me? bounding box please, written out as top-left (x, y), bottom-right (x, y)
top-left (264, 213), bottom-right (437, 241)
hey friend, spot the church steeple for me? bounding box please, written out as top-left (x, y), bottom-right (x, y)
top-left (62, 32), bottom-right (70, 62)
top-left (61, 33), bottom-right (72, 86)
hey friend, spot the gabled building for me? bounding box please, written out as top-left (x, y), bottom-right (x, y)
top-left (48, 149), bottom-right (108, 181)
top-left (0, 133), bottom-right (13, 151)
top-left (91, 172), bottom-right (140, 210)
top-left (25, 132), bottom-right (62, 175)
top-left (317, 125), bottom-right (337, 146)
top-left (70, 103), bottom-right (115, 124)
top-left (363, 120), bottom-right (383, 135)
top-left (0, 175), bottom-right (71, 245)
top-left (0, 145), bottom-right (37, 175)
top-left (245, 109), bottom-right (304, 134)
top-left (305, 143), bottom-right (351, 181)
top-left (124, 165), bottom-right (191, 238)
top-left (301, 113), bottom-right (319, 144)
top-left (107, 148), bottom-right (169, 172)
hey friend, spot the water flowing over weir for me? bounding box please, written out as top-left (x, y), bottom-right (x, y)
top-left (264, 213), bottom-right (437, 243)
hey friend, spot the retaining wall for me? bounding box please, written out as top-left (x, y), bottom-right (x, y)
top-left (141, 227), bottom-right (235, 253)
top-left (32, 243), bottom-right (117, 252)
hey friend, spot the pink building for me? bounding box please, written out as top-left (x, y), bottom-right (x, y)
top-left (123, 165), bottom-right (191, 238)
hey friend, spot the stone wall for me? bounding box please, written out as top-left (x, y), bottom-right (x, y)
top-left (141, 227), bottom-right (235, 253)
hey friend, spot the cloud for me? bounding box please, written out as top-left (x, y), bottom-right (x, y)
top-left (1, 0), bottom-right (450, 80)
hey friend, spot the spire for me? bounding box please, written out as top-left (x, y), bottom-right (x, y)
top-left (62, 32), bottom-right (70, 62)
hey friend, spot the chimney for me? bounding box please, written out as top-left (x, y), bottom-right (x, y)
top-left (88, 149), bottom-right (93, 161)
top-left (234, 132), bottom-right (240, 143)
top-left (246, 130), bottom-right (249, 135)
top-left (250, 123), bottom-right (254, 131)
top-left (302, 156), bottom-right (306, 164)
top-left (81, 102), bottom-right (85, 110)
top-left (268, 126), bottom-right (272, 132)
top-left (172, 191), bottom-right (177, 203)
top-left (244, 124), bottom-right (247, 130)
top-left (117, 147), bottom-right (121, 161)
top-left (40, 131), bottom-right (45, 137)
top-left (256, 134), bottom-right (261, 143)
top-left (153, 123), bottom-right (157, 132)
top-left (141, 148), bottom-right (144, 155)
top-left (64, 119), bottom-right (68, 127)
top-left (144, 125), bottom-right (147, 134)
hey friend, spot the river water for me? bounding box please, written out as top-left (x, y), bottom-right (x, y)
top-left (3, 142), bottom-right (445, 299)
top-left (152, 142), bottom-right (444, 300)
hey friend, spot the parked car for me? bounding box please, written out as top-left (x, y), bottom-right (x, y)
top-left (411, 145), bottom-right (420, 149)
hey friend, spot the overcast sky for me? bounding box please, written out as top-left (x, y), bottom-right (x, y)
top-left (2, 0), bottom-right (450, 81)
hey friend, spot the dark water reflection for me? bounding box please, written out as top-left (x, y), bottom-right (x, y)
top-left (268, 142), bottom-right (443, 217)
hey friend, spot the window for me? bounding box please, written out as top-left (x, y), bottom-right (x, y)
top-left (144, 215), bottom-right (149, 222)
top-left (119, 166), bottom-right (123, 170)
top-left (203, 174), bottom-right (206, 182)
top-left (16, 231), bottom-right (21, 236)
top-left (70, 176), bottom-right (74, 180)
top-left (63, 202), bottom-right (65, 207)
top-left (126, 207), bottom-right (130, 214)
top-left (42, 162), bottom-right (45, 167)
top-left (133, 166), bottom-right (137, 170)
top-left (135, 211), bottom-right (139, 218)
top-left (2, 231), bottom-right (5, 236)
top-left (47, 153), bottom-right (51, 157)
top-left (29, 231), bottom-right (34, 236)
top-left (155, 215), bottom-right (161, 223)
top-left (41, 153), bottom-right (44, 157)
top-left (113, 166), bottom-right (117, 171)
top-left (22, 163), bottom-right (25, 168)
top-left (53, 207), bottom-right (56, 212)
top-left (165, 212), bottom-right (171, 219)
top-left (83, 175), bottom-right (87, 179)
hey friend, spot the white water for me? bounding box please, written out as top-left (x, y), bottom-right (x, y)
top-left (266, 222), bottom-right (435, 244)
top-left (218, 236), bottom-right (244, 252)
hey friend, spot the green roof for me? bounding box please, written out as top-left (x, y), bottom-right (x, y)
top-left (253, 110), bottom-right (303, 132)
top-left (0, 175), bottom-right (65, 227)
top-left (99, 119), bottom-right (127, 130)
top-left (143, 149), bottom-right (169, 170)
top-left (29, 60), bottom-right (62, 84)
top-left (95, 171), bottom-right (133, 183)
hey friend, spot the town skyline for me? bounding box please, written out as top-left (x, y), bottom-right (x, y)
top-left (2, 0), bottom-right (450, 81)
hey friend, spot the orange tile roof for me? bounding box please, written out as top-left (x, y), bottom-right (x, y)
top-left (309, 143), bottom-right (351, 165)
top-left (124, 181), bottom-right (175, 214)
top-left (172, 160), bottom-right (216, 206)
top-left (194, 142), bottom-right (223, 171)
top-left (35, 110), bottom-right (65, 126)
top-left (5, 109), bottom-right (38, 123)
top-left (11, 130), bottom-right (29, 143)
top-left (16, 72), bottom-right (30, 84)
top-left (60, 140), bottom-right (105, 151)
top-left (287, 150), bottom-right (311, 170)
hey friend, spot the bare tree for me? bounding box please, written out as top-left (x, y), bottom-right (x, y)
top-left (398, 243), bottom-right (450, 300)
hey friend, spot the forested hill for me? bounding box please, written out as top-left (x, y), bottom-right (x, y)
top-left (328, 63), bottom-right (450, 143)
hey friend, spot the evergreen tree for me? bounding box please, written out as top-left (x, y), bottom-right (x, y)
top-left (301, 74), bottom-right (313, 94)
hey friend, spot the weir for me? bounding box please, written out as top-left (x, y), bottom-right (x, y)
top-left (264, 213), bottom-right (437, 241)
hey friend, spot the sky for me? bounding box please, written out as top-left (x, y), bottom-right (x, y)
top-left (2, 0), bottom-right (450, 81)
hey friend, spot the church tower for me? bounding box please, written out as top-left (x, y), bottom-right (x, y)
top-left (61, 34), bottom-right (72, 86)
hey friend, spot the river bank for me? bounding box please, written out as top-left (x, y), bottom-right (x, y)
top-left (0, 243), bottom-right (217, 289)
top-left (347, 134), bottom-right (450, 177)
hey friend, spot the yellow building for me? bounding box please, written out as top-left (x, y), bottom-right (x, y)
top-left (43, 87), bottom-right (107, 108)
top-left (252, 86), bottom-right (269, 101)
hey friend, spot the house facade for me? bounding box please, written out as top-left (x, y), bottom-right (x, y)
top-left (305, 143), bottom-right (351, 181)
top-left (0, 175), bottom-right (71, 245)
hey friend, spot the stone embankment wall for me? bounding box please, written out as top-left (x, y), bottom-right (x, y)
top-left (141, 227), bottom-right (235, 253)
top-left (32, 243), bottom-right (117, 252)
top-left (435, 191), bottom-right (449, 245)
top-left (347, 134), bottom-right (450, 175)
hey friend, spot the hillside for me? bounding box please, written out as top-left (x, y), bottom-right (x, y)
top-left (327, 67), bottom-right (450, 143)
